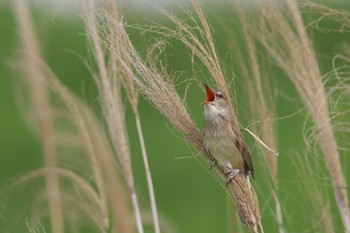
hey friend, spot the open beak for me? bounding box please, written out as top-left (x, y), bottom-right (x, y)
top-left (201, 84), bottom-right (215, 105)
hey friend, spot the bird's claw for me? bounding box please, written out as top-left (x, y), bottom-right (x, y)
top-left (210, 159), bottom-right (217, 169)
top-left (225, 169), bottom-right (240, 186)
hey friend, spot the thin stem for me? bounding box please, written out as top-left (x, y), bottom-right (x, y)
top-left (271, 192), bottom-right (283, 233)
top-left (243, 128), bottom-right (278, 156)
top-left (131, 192), bottom-right (144, 233)
top-left (135, 111), bottom-right (161, 233)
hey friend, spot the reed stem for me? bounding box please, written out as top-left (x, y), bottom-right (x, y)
top-left (131, 192), bottom-right (144, 233)
top-left (135, 111), bottom-right (161, 233)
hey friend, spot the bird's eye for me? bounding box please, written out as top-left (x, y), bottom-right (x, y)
top-left (217, 93), bottom-right (224, 99)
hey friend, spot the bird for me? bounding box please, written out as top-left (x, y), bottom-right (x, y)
top-left (201, 84), bottom-right (254, 183)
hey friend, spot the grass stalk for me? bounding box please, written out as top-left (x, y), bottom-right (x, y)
top-left (259, 0), bottom-right (350, 231)
top-left (12, 1), bottom-right (64, 233)
top-left (15, 2), bottom-right (133, 231)
top-left (285, 1), bottom-right (350, 230)
top-left (100, 1), bottom-right (161, 232)
top-left (135, 113), bottom-right (161, 233)
top-left (131, 192), bottom-right (145, 233)
top-left (84, 1), bottom-right (144, 232)
top-left (230, 2), bottom-right (283, 231)
top-left (45, 64), bottom-right (132, 233)
top-left (287, 0), bottom-right (350, 230)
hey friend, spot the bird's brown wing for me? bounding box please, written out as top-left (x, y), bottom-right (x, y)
top-left (234, 136), bottom-right (254, 179)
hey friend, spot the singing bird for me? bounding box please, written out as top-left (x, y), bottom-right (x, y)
top-left (201, 84), bottom-right (254, 182)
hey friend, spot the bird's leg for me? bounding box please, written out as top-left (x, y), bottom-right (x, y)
top-left (224, 168), bottom-right (240, 185)
top-left (210, 158), bottom-right (217, 169)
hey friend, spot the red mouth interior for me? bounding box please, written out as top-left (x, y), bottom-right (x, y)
top-left (204, 84), bottom-right (215, 103)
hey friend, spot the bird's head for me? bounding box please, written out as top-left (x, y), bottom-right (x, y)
top-left (201, 84), bottom-right (229, 120)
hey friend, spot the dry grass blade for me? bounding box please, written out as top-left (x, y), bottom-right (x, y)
top-left (12, 1), bottom-right (64, 233)
top-left (258, 0), bottom-right (350, 231)
top-left (100, 5), bottom-right (263, 232)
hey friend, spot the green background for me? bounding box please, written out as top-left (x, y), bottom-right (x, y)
top-left (1, 1), bottom-right (350, 233)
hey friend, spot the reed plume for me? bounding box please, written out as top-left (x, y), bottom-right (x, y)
top-left (258, 0), bottom-right (350, 231)
top-left (14, 39), bottom-right (132, 233)
top-left (228, 2), bottom-right (282, 231)
top-left (302, 1), bottom-right (350, 33)
top-left (99, 0), bottom-right (161, 232)
top-left (84, 1), bottom-right (144, 232)
top-left (12, 1), bottom-right (132, 232)
top-left (47, 66), bottom-right (132, 233)
top-left (12, 1), bottom-right (63, 232)
top-left (98, 1), bottom-right (263, 232)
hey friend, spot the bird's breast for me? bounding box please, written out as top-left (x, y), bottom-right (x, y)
top-left (203, 126), bottom-right (243, 170)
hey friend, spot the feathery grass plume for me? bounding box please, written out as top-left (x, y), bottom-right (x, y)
top-left (152, 0), bottom-right (264, 231)
top-left (258, 0), bottom-right (350, 231)
top-left (13, 54), bottom-right (132, 233)
top-left (12, 1), bottom-right (64, 233)
top-left (99, 3), bottom-right (263, 233)
top-left (45, 66), bottom-right (132, 233)
top-left (84, 1), bottom-right (144, 233)
top-left (99, 0), bottom-right (161, 232)
top-left (229, 2), bottom-right (283, 231)
top-left (293, 152), bottom-right (335, 233)
top-left (224, 0), bottom-right (284, 232)
top-left (150, 0), bottom-right (236, 119)
top-left (12, 1), bottom-right (132, 231)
